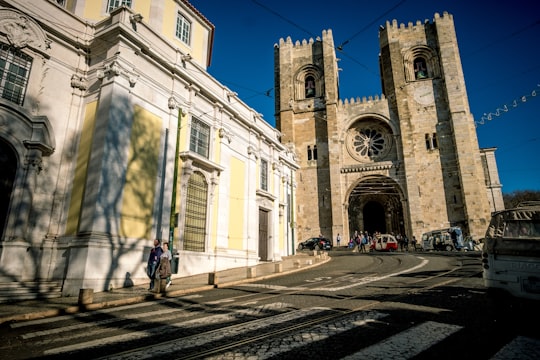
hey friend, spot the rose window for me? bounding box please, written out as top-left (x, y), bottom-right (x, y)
top-left (346, 124), bottom-right (392, 162)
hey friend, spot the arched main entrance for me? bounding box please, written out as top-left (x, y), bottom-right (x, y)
top-left (347, 176), bottom-right (405, 237)
top-left (0, 138), bottom-right (17, 239)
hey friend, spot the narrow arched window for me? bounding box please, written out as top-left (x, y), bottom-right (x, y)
top-left (313, 145), bottom-right (318, 160)
top-left (305, 76), bottom-right (316, 98)
top-left (414, 58), bottom-right (428, 79)
top-left (307, 146), bottom-right (312, 160)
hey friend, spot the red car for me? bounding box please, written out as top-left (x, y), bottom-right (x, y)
top-left (370, 234), bottom-right (398, 252)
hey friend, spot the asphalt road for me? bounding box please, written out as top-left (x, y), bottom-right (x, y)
top-left (1, 251), bottom-right (539, 359)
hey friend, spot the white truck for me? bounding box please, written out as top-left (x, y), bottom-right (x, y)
top-left (481, 203), bottom-right (540, 300)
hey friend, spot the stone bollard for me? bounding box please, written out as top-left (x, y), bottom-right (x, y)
top-left (293, 260), bottom-right (301, 268)
top-left (78, 288), bottom-right (93, 305)
top-left (208, 272), bottom-right (218, 285)
top-left (247, 267), bottom-right (256, 278)
top-left (274, 263), bottom-right (283, 273)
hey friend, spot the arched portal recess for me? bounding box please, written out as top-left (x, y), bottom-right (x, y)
top-left (347, 176), bottom-right (405, 237)
top-left (0, 138), bottom-right (17, 239)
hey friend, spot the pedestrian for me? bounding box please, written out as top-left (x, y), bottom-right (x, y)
top-left (157, 242), bottom-right (173, 291)
top-left (146, 239), bottom-right (163, 291)
top-left (412, 235), bottom-right (418, 251)
top-left (359, 233), bottom-right (367, 253)
top-left (336, 233), bottom-right (341, 247)
top-left (403, 235), bottom-right (409, 252)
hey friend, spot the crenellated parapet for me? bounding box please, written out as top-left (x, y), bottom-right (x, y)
top-left (382, 11), bottom-right (453, 38)
top-left (275, 29), bottom-right (333, 50)
top-left (339, 93), bottom-right (388, 110)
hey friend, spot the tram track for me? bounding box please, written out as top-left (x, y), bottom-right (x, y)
top-left (97, 253), bottom-right (479, 359)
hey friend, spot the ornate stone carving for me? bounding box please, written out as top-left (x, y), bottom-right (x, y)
top-left (71, 74), bottom-right (88, 91)
top-left (0, 9), bottom-right (51, 51)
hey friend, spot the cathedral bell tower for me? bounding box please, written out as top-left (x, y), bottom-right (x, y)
top-left (274, 30), bottom-right (341, 241)
top-left (378, 12), bottom-right (491, 239)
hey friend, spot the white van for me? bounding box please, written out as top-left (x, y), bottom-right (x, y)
top-left (421, 227), bottom-right (464, 251)
top-left (481, 205), bottom-right (540, 300)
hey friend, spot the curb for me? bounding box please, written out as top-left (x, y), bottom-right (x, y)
top-left (0, 255), bottom-right (331, 324)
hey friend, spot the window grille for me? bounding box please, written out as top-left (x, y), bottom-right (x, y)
top-left (189, 117), bottom-right (210, 158)
top-left (183, 172), bottom-right (208, 252)
top-left (261, 159), bottom-right (268, 191)
top-left (0, 43), bottom-right (32, 106)
top-left (176, 12), bottom-right (192, 45)
top-left (107, 0), bottom-right (131, 13)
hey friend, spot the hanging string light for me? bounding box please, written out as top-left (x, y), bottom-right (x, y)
top-left (475, 84), bottom-right (539, 127)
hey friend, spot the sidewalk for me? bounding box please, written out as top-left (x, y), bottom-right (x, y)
top-left (0, 252), bottom-right (330, 325)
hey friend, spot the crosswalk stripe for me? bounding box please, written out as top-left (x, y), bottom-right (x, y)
top-left (44, 305), bottom-right (328, 356)
top-left (10, 301), bottom-right (154, 328)
top-left (490, 336), bottom-right (540, 360)
top-left (22, 307), bottom-right (181, 340)
top-left (340, 321), bottom-right (462, 360)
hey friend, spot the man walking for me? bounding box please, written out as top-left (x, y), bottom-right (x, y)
top-left (147, 239), bottom-right (163, 291)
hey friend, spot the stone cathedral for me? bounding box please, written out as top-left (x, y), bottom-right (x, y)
top-left (274, 12), bottom-right (504, 244)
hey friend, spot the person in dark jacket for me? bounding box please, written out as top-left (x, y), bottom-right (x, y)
top-left (147, 239), bottom-right (163, 291)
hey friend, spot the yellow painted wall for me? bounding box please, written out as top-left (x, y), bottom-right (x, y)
top-left (65, 101), bottom-right (98, 235)
top-left (120, 105), bottom-right (162, 238)
top-left (81, 1), bottom-right (102, 19)
top-left (78, 1), bottom-right (208, 67)
top-left (228, 157), bottom-right (245, 250)
top-left (81, 0), bottom-right (151, 20)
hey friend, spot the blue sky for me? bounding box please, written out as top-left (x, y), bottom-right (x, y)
top-left (189, 0), bottom-right (540, 194)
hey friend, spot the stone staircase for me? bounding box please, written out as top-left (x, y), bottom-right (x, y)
top-left (0, 281), bottom-right (62, 303)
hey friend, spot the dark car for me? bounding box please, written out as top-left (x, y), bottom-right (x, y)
top-left (298, 237), bottom-right (333, 251)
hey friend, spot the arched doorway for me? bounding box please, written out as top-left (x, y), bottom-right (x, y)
top-left (347, 176), bottom-right (405, 237)
top-left (363, 201), bottom-right (386, 234)
top-left (0, 138), bottom-right (17, 239)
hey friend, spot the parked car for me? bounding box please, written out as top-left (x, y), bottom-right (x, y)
top-left (298, 237), bottom-right (333, 251)
top-left (369, 234), bottom-right (398, 252)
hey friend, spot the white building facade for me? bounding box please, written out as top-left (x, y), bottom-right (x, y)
top-left (0, 0), bottom-right (298, 297)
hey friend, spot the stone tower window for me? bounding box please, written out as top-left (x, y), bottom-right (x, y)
top-left (414, 57), bottom-right (428, 79)
top-left (295, 66), bottom-right (321, 100)
top-left (403, 46), bottom-right (441, 82)
top-left (305, 76), bottom-right (316, 98)
top-left (307, 145), bottom-right (317, 161)
top-left (425, 133), bottom-right (438, 150)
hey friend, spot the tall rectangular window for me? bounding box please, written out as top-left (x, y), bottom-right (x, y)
top-left (184, 172), bottom-right (208, 252)
top-left (107, 0), bottom-right (132, 13)
top-left (0, 44), bottom-right (32, 106)
top-left (176, 12), bottom-right (192, 45)
top-left (189, 117), bottom-right (210, 158)
top-left (260, 159), bottom-right (268, 191)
